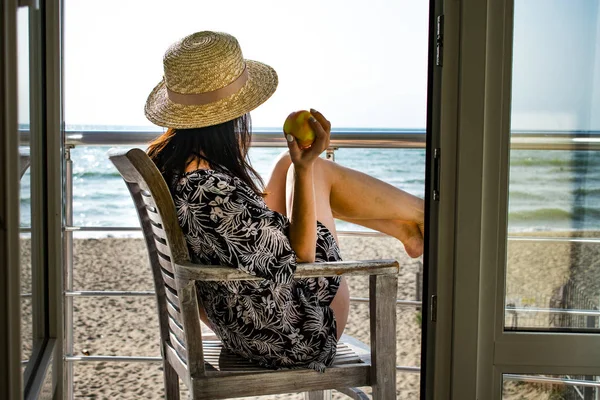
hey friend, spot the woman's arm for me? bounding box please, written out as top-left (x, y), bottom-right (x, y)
top-left (287, 164), bottom-right (317, 262)
top-left (285, 109), bottom-right (331, 263)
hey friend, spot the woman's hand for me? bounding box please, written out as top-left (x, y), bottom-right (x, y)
top-left (284, 109), bottom-right (330, 263)
top-left (285, 109), bottom-right (331, 171)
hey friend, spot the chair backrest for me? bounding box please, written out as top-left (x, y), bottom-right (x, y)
top-left (108, 148), bottom-right (205, 386)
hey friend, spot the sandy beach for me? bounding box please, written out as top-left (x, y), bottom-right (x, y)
top-left (19, 232), bottom-right (600, 399)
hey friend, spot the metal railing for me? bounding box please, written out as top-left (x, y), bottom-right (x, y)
top-left (58, 130), bottom-right (434, 397)
top-left (16, 127), bottom-right (600, 149)
top-left (19, 128), bottom-right (600, 399)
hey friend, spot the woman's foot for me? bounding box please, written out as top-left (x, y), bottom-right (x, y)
top-left (396, 221), bottom-right (424, 258)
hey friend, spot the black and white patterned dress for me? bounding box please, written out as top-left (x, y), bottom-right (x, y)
top-left (173, 169), bottom-right (342, 372)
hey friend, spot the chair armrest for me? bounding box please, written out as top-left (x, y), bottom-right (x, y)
top-left (174, 259), bottom-right (398, 282)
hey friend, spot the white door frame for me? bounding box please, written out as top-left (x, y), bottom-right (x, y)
top-left (447, 0), bottom-right (600, 399)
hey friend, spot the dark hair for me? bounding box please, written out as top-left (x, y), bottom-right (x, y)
top-left (147, 114), bottom-right (265, 196)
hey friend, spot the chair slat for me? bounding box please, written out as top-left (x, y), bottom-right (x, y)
top-left (156, 252), bottom-right (174, 274)
top-left (155, 238), bottom-right (172, 257)
top-left (332, 358), bottom-right (364, 366)
top-left (170, 330), bottom-right (188, 363)
top-left (146, 206), bottom-right (164, 226)
top-left (168, 316), bottom-right (186, 349)
top-left (167, 300), bottom-right (183, 327)
top-left (165, 344), bottom-right (190, 387)
top-left (165, 286), bottom-right (180, 309)
top-left (161, 268), bottom-right (177, 291)
top-left (199, 341), bottom-right (363, 372)
top-left (150, 221), bottom-right (167, 240)
top-left (196, 365), bottom-right (371, 398)
top-left (140, 191), bottom-right (157, 208)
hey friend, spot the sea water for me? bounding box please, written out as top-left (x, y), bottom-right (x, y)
top-left (18, 139), bottom-right (600, 236)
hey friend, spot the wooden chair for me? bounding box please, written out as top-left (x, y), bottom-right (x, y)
top-left (108, 148), bottom-right (399, 400)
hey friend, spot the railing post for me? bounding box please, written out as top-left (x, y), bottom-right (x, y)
top-left (63, 145), bottom-right (74, 400)
top-left (326, 147), bottom-right (337, 162)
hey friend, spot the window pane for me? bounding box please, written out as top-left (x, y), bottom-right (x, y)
top-left (504, 0), bottom-right (600, 331)
top-left (503, 374), bottom-right (600, 400)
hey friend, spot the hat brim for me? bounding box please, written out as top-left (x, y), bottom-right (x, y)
top-left (144, 60), bottom-right (278, 129)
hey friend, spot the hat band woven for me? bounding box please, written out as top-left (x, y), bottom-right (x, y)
top-left (166, 66), bottom-right (248, 106)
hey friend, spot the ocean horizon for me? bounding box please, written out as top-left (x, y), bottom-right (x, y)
top-left (18, 127), bottom-right (600, 237)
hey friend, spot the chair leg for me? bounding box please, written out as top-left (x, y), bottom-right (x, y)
top-left (162, 360), bottom-right (180, 399)
top-left (370, 274), bottom-right (398, 399)
top-left (305, 390), bottom-right (332, 400)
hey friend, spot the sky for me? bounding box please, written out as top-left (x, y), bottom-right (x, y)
top-left (16, 0), bottom-right (600, 131)
top-left (18, 0), bottom-right (431, 129)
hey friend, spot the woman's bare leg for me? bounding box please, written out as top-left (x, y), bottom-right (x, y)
top-left (322, 158), bottom-right (424, 224)
top-left (266, 152), bottom-right (424, 256)
top-left (334, 215), bottom-right (424, 258)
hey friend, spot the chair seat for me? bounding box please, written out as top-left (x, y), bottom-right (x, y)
top-left (192, 335), bottom-right (373, 399)
top-left (202, 339), bottom-right (368, 373)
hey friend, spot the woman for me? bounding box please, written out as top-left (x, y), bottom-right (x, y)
top-left (145, 31), bottom-right (424, 372)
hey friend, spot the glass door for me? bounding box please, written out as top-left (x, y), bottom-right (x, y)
top-left (2, 0), bottom-right (64, 398)
top-left (499, 0), bottom-right (600, 398)
top-left (449, 0), bottom-right (600, 398)
top-left (440, 0), bottom-right (600, 397)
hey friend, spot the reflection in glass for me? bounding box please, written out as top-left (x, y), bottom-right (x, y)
top-left (18, 7), bottom-right (33, 370)
top-left (505, 0), bottom-right (600, 331)
top-left (503, 374), bottom-right (600, 400)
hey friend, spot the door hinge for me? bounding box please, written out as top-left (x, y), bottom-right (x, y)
top-left (433, 148), bottom-right (441, 201)
top-left (430, 294), bottom-right (438, 322)
top-left (436, 15), bottom-right (444, 67)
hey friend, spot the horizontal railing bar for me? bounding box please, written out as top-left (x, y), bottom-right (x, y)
top-left (396, 366), bottom-right (421, 373)
top-left (66, 290), bottom-right (154, 297)
top-left (64, 354), bottom-right (420, 373)
top-left (42, 129), bottom-right (428, 149)
top-left (65, 355), bottom-right (162, 363)
top-left (507, 236), bottom-right (600, 244)
top-left (507, 306), bottom-right (600, 317)
top-left (62, 226), bottom-right (600, 244)
top-left (59, 291), bottom-right (600, 316)
top-left (17, 129), bottom-right (600, 150)
top-left (64, 225), bottom-right (388, 237)
top-left (351, 297), bottom-right (422, 307)
top-left (65, 226), bottom-right (141, 232)
top-left (504, 374), bottom-right (600, 388)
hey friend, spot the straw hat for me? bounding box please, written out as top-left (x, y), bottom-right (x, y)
top-left (145, 31), bottom-right (278, 129)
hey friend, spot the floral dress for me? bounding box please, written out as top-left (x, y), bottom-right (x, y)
top-left (173, 169), bottom-right (342, 372)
